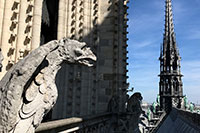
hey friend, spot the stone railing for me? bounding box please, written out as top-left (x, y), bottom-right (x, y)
top-left (35, 113), bottom-right (112, 133)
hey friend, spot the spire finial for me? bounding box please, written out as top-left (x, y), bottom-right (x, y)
top-left (164, 0), bottom-right (175, 42)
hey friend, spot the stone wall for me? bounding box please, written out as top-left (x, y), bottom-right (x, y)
top-left (0, 0), bottom-right (43, 78)
top-left (52, 0), bottom-right (129, 119)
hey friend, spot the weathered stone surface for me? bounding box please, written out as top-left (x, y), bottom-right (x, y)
top-left (0, 38), bottom-right (96, 133)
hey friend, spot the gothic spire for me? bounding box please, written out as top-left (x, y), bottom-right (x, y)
top-left (161, 0), bottom-right (181, 74)
top-left (159, 0), bottom-right (183, 112)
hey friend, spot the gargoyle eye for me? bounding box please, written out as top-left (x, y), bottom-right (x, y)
top-left (75, 49), bottom-right (83, 56)
top-left (81, 44), bottom-right (87, 50)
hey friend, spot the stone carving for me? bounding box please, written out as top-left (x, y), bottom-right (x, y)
top-left (127, 92), bottom-right (143, 133)
top-left (107, 95), bottom-right (119, 113)
top-left (0, 38), bottom-right (96, 133)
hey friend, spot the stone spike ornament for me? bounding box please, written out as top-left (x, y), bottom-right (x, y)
top-left (0, 38), bottom-right (96, 133)
top-left (159, 0), bottom-right (183, 112)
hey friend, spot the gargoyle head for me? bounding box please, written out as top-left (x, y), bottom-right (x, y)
top-left (132, 92), bottom-right (143, 101)
top-left (60, 39), bottom-right (96, 67)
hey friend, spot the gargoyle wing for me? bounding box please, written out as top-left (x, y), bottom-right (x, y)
top-left (0, 40), bottom-right (59, 132)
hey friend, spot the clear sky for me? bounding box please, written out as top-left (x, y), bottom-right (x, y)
top-left (127, 0), bottom-right (200, 104)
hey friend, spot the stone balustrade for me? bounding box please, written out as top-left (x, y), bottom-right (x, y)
top-left (36, 113), bottom-right (112, 133)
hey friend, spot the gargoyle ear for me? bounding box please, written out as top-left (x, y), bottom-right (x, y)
top-left (63, 38), bottom-right (69, 43)
top-left (80, 42), bottom-right (87, 48)
top-left (59, 38), bottom-right (68, 45)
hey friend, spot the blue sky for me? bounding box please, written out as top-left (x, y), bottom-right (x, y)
top-left (127, 0), bottom-right (200, 104)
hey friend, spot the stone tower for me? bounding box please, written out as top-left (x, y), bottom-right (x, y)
top-left (159, 0), bottom-right (183, 112)
top-left (52, 0), bottom-right (129, 119)
top-left (0, 0), bottom-right (129, 119)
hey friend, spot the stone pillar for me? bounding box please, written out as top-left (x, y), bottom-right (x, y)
top-left (57, 0), bottom-right (66, 39)
top-left (0, 0), bottom-right (17, 79)
top-left (15, 0), bottom-right (28, 61)
top-left (31, 0), bottom-right (42, 50)
top-left (0, 0), bottom-right (5, 47)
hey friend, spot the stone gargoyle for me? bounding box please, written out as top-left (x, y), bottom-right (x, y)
top-left (127, 92), bottom-right (143, 133)
top-left (0, 38), bottom-right (96, 133)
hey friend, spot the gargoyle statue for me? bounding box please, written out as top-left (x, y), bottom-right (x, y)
top-left (0, 38), bottom-right (96, 133)
top-left (127, 92), bottom-right (143, 133)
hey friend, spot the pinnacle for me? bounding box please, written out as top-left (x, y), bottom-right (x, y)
top-left (164, 0), bottom-right (175, 41)
top-left (160, 0), bottom-right (182, 74)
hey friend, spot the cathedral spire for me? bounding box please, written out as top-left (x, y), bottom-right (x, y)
top-left (159, 0), bottom-right (183, 112)
top-left (162, 0), bottom-right (179, 60)
top-left (161, 0), bottom-right (181, 74)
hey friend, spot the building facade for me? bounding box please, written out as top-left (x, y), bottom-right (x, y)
top-left (159, 0), bottom-right (183, 112)
top-left (0, 0), bottom-right (129, 119)
top-left (0, 0), bottom-right (42, 77)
